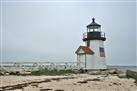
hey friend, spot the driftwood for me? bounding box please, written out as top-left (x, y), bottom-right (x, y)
top-left (0, 76), bottom-right (76, 91)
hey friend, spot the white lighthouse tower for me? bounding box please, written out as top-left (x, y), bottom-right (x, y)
top-left (75, 18), bottom-right (106, 69)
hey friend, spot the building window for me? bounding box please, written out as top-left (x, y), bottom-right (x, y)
top-left (99, 47), bottom-right (105, 57)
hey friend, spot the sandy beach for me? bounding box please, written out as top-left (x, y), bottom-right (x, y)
top-left (0, 73), bottom-right (137, 91)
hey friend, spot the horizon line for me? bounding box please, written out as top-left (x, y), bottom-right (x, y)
top-left (1, 0), bottom-right (136, 3)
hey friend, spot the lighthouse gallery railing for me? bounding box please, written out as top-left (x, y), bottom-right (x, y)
top-left (83, 32), bottom-right (105, 39)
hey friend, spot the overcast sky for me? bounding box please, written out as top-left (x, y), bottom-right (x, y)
top-left (0, 0), bottom-right (136, 66)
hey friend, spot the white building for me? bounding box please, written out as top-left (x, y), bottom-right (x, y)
top-left (75, 18), bottom-right (107, 69)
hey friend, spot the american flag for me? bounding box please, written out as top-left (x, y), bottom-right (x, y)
top-left (99, 47), bottom-right (105, 57)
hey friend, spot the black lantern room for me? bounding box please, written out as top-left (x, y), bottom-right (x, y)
top-left (83, 18), bottom-right (106, 42)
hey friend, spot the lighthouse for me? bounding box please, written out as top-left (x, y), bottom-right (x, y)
top-left (75, 18), bottom-right (106, 69)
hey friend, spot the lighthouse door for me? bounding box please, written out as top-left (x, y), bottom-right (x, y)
top-left (78, 54), bottom-right (86, 69)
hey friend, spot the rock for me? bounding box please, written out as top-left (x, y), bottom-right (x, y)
top-left (40, 88), bottom-right (52, 91)
top-left (5, 72), bottom-right (9, 75)
top-left (84, 78), bottom-right (102, 82)
top-left (88, 71), bottom-right (101, 75)
top-left (31, 83), bottom-right (38, 87)
top-left (52, 78), bottom-right (60, 81)
top-left (37, 79), bottom-right (51, 83)
top-left (101, 74), bottom-right (109, 77)
top-left (108, 69), bottom-right (118, 74)
top-left (109, 84), bottom-right (112, 86)
top-left (84, 79), bottom-right (93, 81)
top-left (112, 82), bottom-right (121, 85)
top-left (117, 74), bottom-right (127, 78)
top-left (109, 69), bottom-right (123, 74)
top-left (77, 80), bottom-right (88, 83)
top-left (54, 89), bottom-right (64, 91)
top-left (90, 78), bottom-right (101, 81)
top-left (134, 80), bottom-right (137, 85)
top-left (14, 89), bottom-right (22, 91)
top-left (77, 78), bottom-right (102, 84)
top-left (73, 83), bottom-right (77, 85)
top-left (100, 71), bottom-right (108, 75)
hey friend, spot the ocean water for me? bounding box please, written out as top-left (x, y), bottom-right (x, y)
top-left (1, 62), bottom-right (137, 72)
top-left (107, 66), bottom-right (137, 72)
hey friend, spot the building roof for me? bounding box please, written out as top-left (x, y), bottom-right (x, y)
top-left (87, 18), bottom-right (101, 29)
top-left (75, 46), bottom-right (94, 54)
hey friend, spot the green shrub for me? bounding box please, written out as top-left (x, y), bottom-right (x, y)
top-left (9, 71), bottom-right (20, 75)
top-left (31, 69), bottom-right (75, 76)
top-left (0, 72), bottom-right (4, 75)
